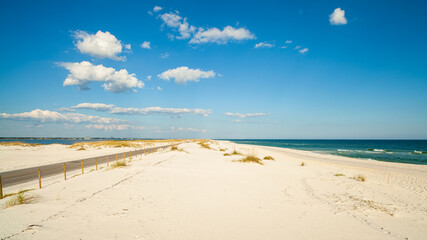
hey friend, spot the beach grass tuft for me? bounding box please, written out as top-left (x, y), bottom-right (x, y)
top-left (219, 148), bottom-right (226, 152)
top-left (335, 173), bottom-right (345, 177)
top-left (263, 156), bottom-right (275, 160)
top-left (231, 149), bottom-right (242, 155)
top-left (198, 140), bottom-right (211, 150)
top-left (223, 153), bottom-right (231, 156)
top-left (171, 146), bottom-right (179, 151)
top-left (300, 162), bottom-right (305, 166)
top-left (353, 174), bottom-right (366, 182)
top-left (111, 160), bottom-right (127, 168)
top-left (3, 189), bottom-right (35, 199)
top-left (237, 154), bottom-right (263, 165)
top-left (3, 192), bottom-right (34, 208)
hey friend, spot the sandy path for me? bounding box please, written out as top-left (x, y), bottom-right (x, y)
top-left (0, 141), bottom-right (426, 239)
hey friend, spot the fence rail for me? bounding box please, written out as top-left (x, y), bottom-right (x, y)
top-left (0, 143), bottom-right (178, 198)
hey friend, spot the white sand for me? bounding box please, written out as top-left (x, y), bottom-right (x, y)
top-left (0, 142), bottom-right (168, 172)
top-left (0, 140), bottom-right (426, 239)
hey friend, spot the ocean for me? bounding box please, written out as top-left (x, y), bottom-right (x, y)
top-left (226, 139), bottom-right (427, 165)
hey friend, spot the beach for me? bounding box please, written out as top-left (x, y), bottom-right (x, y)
top-left (0, 140), bottom-right (426, 239)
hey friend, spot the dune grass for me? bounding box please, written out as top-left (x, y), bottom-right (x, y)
top-left (353, 174), bottom-right (366, 182)
top-left (300, 162), bottom-right (305, 166)
top-left (335, 173), bottom-right (345, 177)
top-left (171, 146), bottom-right (179, 151)
top-left (0, 141), bottom-right (41, 147)
top-left (263, 156), bottom-right (275, 160)
top-left (111, 160), bottom-right (127, 168)
top-left (3, 191), bottom-right (35, 208)
top-left (223, 153), bottom-right (231, 156)
top-left (69, 139), bottom-right (185, 150)
top-left (236, 154), bottom-right (263, 165)
top-left (198, 140), bottom-right (212, 150)
top-left (219, 148), bottom-right (226, 152)
top-left (3, 189), bottom-right (34, 199)
top-left (231, 149), bottom-right (242, 155)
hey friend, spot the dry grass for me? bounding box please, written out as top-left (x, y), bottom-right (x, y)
top-left (300, 162), bottom-right (305, 166)
top-left (171, 146), bottom-right (179, 151)
top-left (0, 141), bottom-right (41, 147)
top-left (3, 191), bottom-right (35, 208)
top-left (236, 154), bottom-right (263, 165)
top-left (335, 173), bottom-right (345, 177)
top-left (231, 149), bottom-right (242, 155)
top-left (223, 153), bottom-right (231, 156)
top-left (353, 174), bottom-right (366, 182)
top-left (111, 160), bottom-right (127, 168)
top-left (3, 189), bottom-right (34, 199)
top-left (219, 148), bottom-right (226, 152)
top-left (198, 140), bottom-right (211, 150)
top-left (263, 156), bottom-right (275, 160)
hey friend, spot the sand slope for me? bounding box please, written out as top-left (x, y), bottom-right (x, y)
top-left (0, 141), bottom-right (426, 239)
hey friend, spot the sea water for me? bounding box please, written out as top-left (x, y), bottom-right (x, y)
top-left (226, 139), bottom-right (427, 165)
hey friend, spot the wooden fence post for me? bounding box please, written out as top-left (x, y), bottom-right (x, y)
top-left (64, 163), bottom-right (67, 180)
top-left (81, 160), bottom-right (84, 174)
top-left (0, 175), bottom-right (3, 199)
top-left (96, 157), bottom-right (98, 170)
top-left (38, 169), bottom-right (41, 189)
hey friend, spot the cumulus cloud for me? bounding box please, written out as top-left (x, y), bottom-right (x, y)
top-left (141, 41), bottom-right (151, 49)
top-left (157, 86), bottom-right (162, 91)
top-left (158, 66), bottom-right (215, 84)
top-left (72, 103), bottom-right (115, 111)
top-left (225, 112), bottom-right (269, 118)
top-left (329, 8), bottom-right (347, 25)
top-left (85, 124), bottom-right (144, 131)
top-left (0, 109), bottom-right (125, 124)
top-left (299, 48), bottom-right (309, 54)
top-left (111, 106), bottom-right (211, 117)
top-left (59, 61), bottom-right (144, 93)
top-left (153, 6), bottom-right (162, 12)
top-left (156, 10), bottom-right (254, 44)
top-left (73, 30), bottom-right (128, 61)
top-left (255, 42), bottom-right (274, 48)
top-left (285, 40), bottom-right (292, 44)
top-left (190, 26), bottom-right (255, 44)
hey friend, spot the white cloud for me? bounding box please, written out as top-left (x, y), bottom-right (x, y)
top-left (160, 13), bottom-right (182, 28)
top-left (73, 30), bottom-right (127, 61)
top-left (156, 11), bottom-right (254, 44)
top-left (111, 106), bottom-right (211, 117)
top-left (124, 44), bottom-right (131, 50)
top-left (158, 66), bottom-right (216, 84)
top-left (153, 6), bottom-right (163, 12)
top-left (295, 45), bottom-right (301, 49)
top-left (160, 53), bottom-right (170, 59)
top-left (72, 103), bottom-right (115, 111)
top-left (285, 40), bottom-right (292, 44)
top-left (190, 26), bottom-right (255, 44)
top-left (255, 42), bottom-right (274, 48)
top-left (157, 86), bottom-right (162, 91)
top-left (299, 48), bottom-right (309, 54)
top-left (281, 46), bottom-right (287, 49)
top-left (60, 103), bottom-right (212, 117)
top-left (56, 107), bottom-right (75, 112)
top-left (59, 61), bottom-right (144, 93)
top-left (141, 41), bottom-right (151, 49)
top-left (85, 124), bottom-right (144, 131)
top-left (329, 8), bottom-right (347, 25)
top-left (171, 126), bottom-right (207, 133)
top-left (225, 112), bottom-right (269, 118)
top-left (0, 109), bottom-right (125, 124)
top-left (147, 75), bottom-right (152, 80)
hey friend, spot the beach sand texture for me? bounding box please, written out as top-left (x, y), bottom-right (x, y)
top-left (0, 140), bottom-right (426, 239)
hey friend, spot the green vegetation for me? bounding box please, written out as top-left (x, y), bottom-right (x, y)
top-left (334, 173), bottom-right (345, 177)
top-left (198, 140), bottom-right (211, 149)
top-left (263, 156), bottom-right (275, 160)
top-left (0, 141), bottom-right (41, 147)
top-left (3, 192), bottom-right (34, 208)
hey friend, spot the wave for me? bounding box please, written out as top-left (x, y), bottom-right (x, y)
top-left (412, 150), bottom-right (427, 154)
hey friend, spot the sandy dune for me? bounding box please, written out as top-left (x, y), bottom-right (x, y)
top-left (0, 140), bottom-right (426, 239)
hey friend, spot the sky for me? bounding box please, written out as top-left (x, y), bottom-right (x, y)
top-left (0, 0), bottom-right (426, 139)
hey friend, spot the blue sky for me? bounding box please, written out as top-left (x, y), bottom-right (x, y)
top-left (0, 0), bottom-right (426, 139)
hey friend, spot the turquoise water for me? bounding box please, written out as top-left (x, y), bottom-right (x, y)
top-left (226, 140), bottom-right (427, 165)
